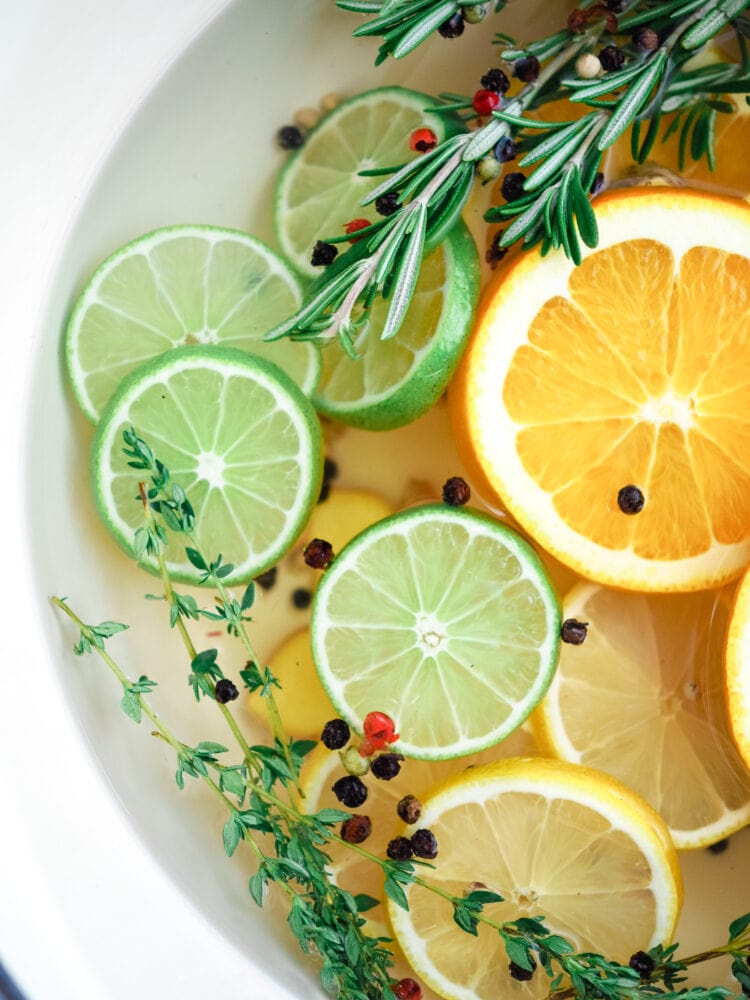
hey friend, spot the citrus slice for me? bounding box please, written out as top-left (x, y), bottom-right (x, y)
top-left (450, 188), bottom-right (750, 592)
top-left (299, 487), bottom-right (394, 559)
top-left (66, 224), bottom-right (320, 421)
top-left (300, 727), bottom-right (539, 922)
top-left (91, 345), bottom-right (322, 585)
top-left (311, 504), bottom-right (561, 759)
top-left (726, 568), bottom-right (750, 771)
top-left (313, 222), bottom-right (479, 430)
top-left (387, 757), bottom-right (682, 1000)
top-left (275, 85), bottom-right (456, 278)
top-left (534, 581), bottom-right (750, 849)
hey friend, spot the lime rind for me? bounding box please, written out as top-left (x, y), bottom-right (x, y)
top-left (66, 223), bottom-right (321, 422)
top-left (311, 504), bottom-right (561, 760)
top-left (313, 221), bottom-right (480, 430)
top-left (274, 85), bottom-right (454, 279)
top-left (91, 345), bottom-right (323, 586)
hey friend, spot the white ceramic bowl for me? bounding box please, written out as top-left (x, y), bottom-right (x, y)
top-left (4, 1), bottom-right (749, 997)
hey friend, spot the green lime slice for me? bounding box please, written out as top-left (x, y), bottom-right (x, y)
top-left (275, 85), bottom-right (455, 278)
top-left (66, 224), bottom-right (320, 422)
top-left (313, 221), bottom-right (479, 430)
top-left (311, 505), bottom-right (561, 760)
top-left (91, 345), bottom-right (322, 586)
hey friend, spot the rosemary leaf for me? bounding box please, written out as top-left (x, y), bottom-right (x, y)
top-left (682, 0), bottom-right (750, 49)
top-left (380, 203), bottom-right (426, 341)
top-left (598, 50), bottom-right (669, 149)
top-left (391, 1), bottom-right (458, 59)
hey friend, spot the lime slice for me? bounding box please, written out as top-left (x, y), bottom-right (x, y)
top-left (91, 345), bottom-right (323, 585)
top-left (275, 85), bottom-right (455, 278)
top-left (313, 221), bottom-right (479, 430)
top-left (311, 504), bottom-right (561, 759)
top-left (66, 224), bottom-right (320, 421)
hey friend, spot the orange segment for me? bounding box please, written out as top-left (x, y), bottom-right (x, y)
top-left (725, 568), bottom-right (750, 770)
top-left (450, 188), bottom-right (750, 591)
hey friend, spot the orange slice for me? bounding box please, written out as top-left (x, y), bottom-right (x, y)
top-left (726, 567), bottom-right (750, 770)
top-left (450, 188), bottom-right (750, 592)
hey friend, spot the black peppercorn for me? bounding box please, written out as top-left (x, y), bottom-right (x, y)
top-left (375, 191), bottom-right (401, 217)
top-left (321, 718), bottom-right (351, 750)
top-left (560, 619), bottom-right (589, 645)
top-left (617, 485), bottom-right (645, 515)
top-left (341, 814), bottom-right (372, 844)
top-left (277, 125), bottom-right (304, 150)
top-left (590, 171), bottom-right (606, 197)
top-left (215, 678), bottom-right (239, 703)
top-left (442, 476), bottom-right (471, 506)
top-left (606, 0), bottom-right (627, 10)
top-left (509, 959), bottom-right (535, 982)
top-left (254, 566), bottom-right (278, 590)
top-left (310, 241), bottom-right (338, 267)
top-left (387, 836), bottom-right (413, 861)
top-left (513, 56), bottom-right (540, 83)
top-left (501, 171), bottom-right (526, 202)
top-left (397, 794), bottom-right (423, 824)
top-left (629, 951), bottom-right (655, 979)
top-left (410, 828), bottom-right (438, 859)
top-left (633, 26), bottom-right (660, 51)
top-left (291, 587), bottom-right (312, 610)
top-left (438, 12), bottom-right (464, 38)
top-left (599, 45), bottom-right (626, 72)
top-left (493, 136), bottom-right (516, 163)
top-left (332, 775), bottom-right (368, 808)
top-left (318, 456), bottom-right (339, 503)
top-left (708, 837), bottom-right (730, 855)
top-left (303, 537), bottom-right (335, 569)
top-left (371, 753), bottom-right (404, 781)
top-left (486, 231), bottom-right (509, 270)
top-left (480, 67), bottom-right (510, 94)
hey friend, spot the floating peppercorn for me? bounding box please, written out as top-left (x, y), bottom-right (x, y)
top-left (606, 0), bottom-right (627, 10)
top-left (410, 127), bottom-right (437, 153)
top-left (509, 958), bottom-right (536, 982)
top-left (442, 476), bottom-right (471, 506)
top-left (708, 837), bottom-right (730, 854)
top-left (567, 9), bottom-right (587, 33)
top-left (340, 814), bottom-right (372, 844)
top-left (310, 241), bottom-right (338, 267)
top-left (472, 88), bottom-right (500, 116)
top-left (214, 678), bottom-right (239, 703)
top-left (633, 25), bottom-right (659, 51)
top-left (371, 753), bottom-right (404, 781)
top-left (501, 171), bottom-right (526, 202)
top-left (303, 537), bottom-right (334, 569)
top-left (321, 718), bottom-right (350, 750)
top-left (590, 171), bottom-right (606, 197)
top-left (375, 191), bottom-right (401, 216)
top-left (494, 136), bottom-right (516, 162)
top-left (340, 745), bottom-right (371, 777)
top-left (387, 836), bottom-right (413, 861)
top-left (629, 951), bottom-right (655, 979)
top-left (575, 52), bottom-right (601, 80)
top-left (481, 67), bottom-right (510, 94)
top-left (617, 485), bottom-right (645, 515)
top-left (344, 217), bottom-right (370, 242)
top-left (277, 125), bottom-right (304, 150)
top-left (476, 156), bottom-right (501, 183)
top-left (359, 710), bottom-right (399, 756)
top-left (513, 56), bottom-right (540, 83)
top-left (599, 45), bottom-right (626, 72)
top-left (254, 566), bottom-right (277, 590)
top-left (394, 978), bottom-right (422, 1000)
top-left (410, 828), bottom-right (438, 859)
top-left (332, 774), bottom-right (368, 808)
top-left (486, 231), bottom-right (508, 270)
top-left (560, 618), bottom-right (589, 645)
top-left (318, 456), bottom-right (339, 503)
top-left (397, 794), bottom-right (422, 825)
top-left (462, 2), bottom-right (489, 23)
top-left (291, 587), bottom-right (312, 610)
top-left (438, 12), bottom-right (464, 38)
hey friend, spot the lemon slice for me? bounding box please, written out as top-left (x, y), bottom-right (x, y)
top-left (387, 757), bottom-right (682, 1000)
top-left (66, 224), bottom-right (320, 421)
top-left (726, 568), bottom-right (750, 771)
top-left (91, 345), bottom-right (322, 585)
top-left (311, 504), bottom-right (560, 760)
top-left (535, 581), bottom-right (750, 849)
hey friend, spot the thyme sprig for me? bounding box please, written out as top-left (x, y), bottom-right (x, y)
top-left (52, 431), bottom-right (750, 998)
top-left (268, 0), bottom-right (749, 349)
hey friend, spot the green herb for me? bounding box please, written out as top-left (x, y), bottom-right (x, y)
top-left (266, 0), bottom-right (750, 351)
top-left (53, 431), bottom-right (750, 999)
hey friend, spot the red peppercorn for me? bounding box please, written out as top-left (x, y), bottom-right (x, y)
top-left (359, 710), bottom-right (399, 756)
top-left (409, 127), bottom-right (437, 153)
top-left (303, 537), bottom-right (334, 569)
top-left (472, 88), bottom-right (500, 116)
top-left (394, 978), bottom-right (422, 1000)
top-left (344, 218), bottom-right (370, 243)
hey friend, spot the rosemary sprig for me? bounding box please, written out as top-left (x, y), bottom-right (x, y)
top-left (268, 0), bottom-right (749, 349)
top-left (52, 430), bottom-right (750, 999)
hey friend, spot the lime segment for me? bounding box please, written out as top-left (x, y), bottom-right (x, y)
top-left (66, 224), bottom-right (320, 421)
top-left (311, 504), bottom-right (561, 759)
top-left (91, 346), bottom-right (322, 585)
